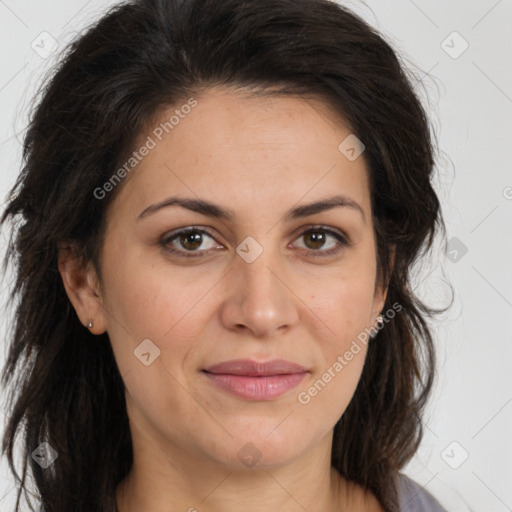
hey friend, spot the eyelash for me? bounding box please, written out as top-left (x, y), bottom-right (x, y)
top-left (158, 225), bottom-right (350, 259)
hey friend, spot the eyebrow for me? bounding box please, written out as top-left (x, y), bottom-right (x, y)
top-left (138, 194), bottom-right (365, 223)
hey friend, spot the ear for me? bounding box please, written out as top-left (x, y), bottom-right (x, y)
top-left (58, 244), bottom-right (107, 335)
top-left (371, 245), bottom-right (396, 322)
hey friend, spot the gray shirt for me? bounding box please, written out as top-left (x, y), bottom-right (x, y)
top-left (398, 473), bottom-right (448, 511)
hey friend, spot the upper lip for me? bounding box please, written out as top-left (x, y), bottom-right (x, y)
top-left (203, 359), bottom-right (309, 376)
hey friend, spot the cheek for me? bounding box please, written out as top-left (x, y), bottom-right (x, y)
top-left (101, 258), bottom-right (211, 423)
top-left (303, 266), bottom-right (376, 399)
top-left (298, 277), bottom-right (374, 429)
top-left (317, 269), bottom-right (377, 344)
top-left (101, 250), bottom-right (215, 368)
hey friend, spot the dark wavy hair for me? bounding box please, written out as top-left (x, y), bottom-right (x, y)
top-left (1, 0), bottom-right (446, 511)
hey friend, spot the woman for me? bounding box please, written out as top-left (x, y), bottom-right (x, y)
top-left (1, 0), bottom-right (449, 511)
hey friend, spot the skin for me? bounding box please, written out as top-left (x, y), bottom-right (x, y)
top-left (59, 86), bottom-right (389, 512)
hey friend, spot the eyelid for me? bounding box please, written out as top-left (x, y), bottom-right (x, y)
top-left (158, 224), bottom-right (351, 258)
top-left (157, 226), bottom-right (213, 251)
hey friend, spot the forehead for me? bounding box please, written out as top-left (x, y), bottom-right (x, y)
top-left (109, 87), bottom-right (371, 222)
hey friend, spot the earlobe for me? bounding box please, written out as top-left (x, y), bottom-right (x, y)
top-left (58, 245), bottom-right (107, 334)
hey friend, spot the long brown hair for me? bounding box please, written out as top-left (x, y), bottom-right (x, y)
top-left (1, 1), bottom-right (446, 510)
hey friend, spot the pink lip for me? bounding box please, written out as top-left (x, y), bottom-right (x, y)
top-left (204, 358), bottom-right (308, 376)
top-left (202, 359), bottom-right (309, 401)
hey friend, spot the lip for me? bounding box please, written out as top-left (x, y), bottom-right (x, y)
top-left (204, 358), bottom-right (308, 376)
top-left (202, 359), bottom-right (309, 401)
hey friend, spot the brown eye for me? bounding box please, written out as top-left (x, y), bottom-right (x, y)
top-left (159, 227), bottom-right (220, 257)
top-left (178, 231), bottom-right (203, 251)
top-left (293, 227), bottom-right (348, 257)
top-left (159, 225), bottom-right (349, 259)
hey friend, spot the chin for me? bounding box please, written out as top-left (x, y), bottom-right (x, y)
top-left (210, 432), bottom-right (311, 471)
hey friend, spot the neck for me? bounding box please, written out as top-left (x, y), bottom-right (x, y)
top-left (116, 434), bottom-right (347, 512)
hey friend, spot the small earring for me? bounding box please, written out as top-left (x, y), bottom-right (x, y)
top-left (87, 320), bottom-right (93, 329)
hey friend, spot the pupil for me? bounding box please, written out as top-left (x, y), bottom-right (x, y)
top-left (306, 231), bottom-right (324, 249)
top-left (182, 232), bottom-right (201, 250)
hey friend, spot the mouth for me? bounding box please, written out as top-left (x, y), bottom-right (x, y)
top-left (202, 359), bottom-right (309, 401)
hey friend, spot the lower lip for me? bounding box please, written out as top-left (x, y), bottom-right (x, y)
top-left (202, 371), bottom-right (307, 400)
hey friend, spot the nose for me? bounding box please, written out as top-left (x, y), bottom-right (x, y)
top-left (219, 244), bottom-right (300, 339)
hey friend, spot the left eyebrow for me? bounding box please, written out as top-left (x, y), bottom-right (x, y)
top-left (137, 194), bottom-right (365, 224)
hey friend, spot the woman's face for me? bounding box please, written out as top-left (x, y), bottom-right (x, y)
top-left (85, 87), bottom-right (387, 470)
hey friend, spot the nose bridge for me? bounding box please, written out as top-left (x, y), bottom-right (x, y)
top-left (235, 236), bottom-right (282, 300)
top-left (223, 234), bottom-right (298, 335)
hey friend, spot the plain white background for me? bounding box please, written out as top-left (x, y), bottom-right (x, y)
top-left (0, 1), bottom-right (511, 511)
